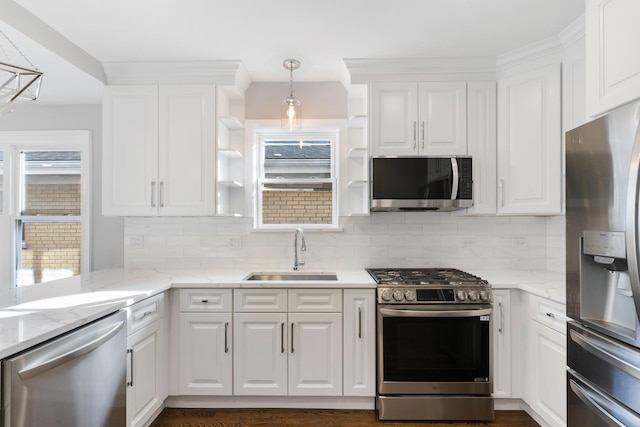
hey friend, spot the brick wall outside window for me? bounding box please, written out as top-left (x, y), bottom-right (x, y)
top-left (21, 182), bottom-right (81, 283)
top-left (262, 190), bottom-right (332, 224)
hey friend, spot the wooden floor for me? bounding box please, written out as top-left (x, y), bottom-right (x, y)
top-left (149, 408), bottom-right (540, 427)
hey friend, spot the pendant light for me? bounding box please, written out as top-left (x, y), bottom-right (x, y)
top-left (0, 28), bottom-right (43, 117)
top-left (282, 59), bottom-right (301, 130)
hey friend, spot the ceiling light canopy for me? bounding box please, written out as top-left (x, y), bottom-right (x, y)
top-left (0, 29), bottom-right (43, 117)
top-left (282, 59), bottom-right (301, 131)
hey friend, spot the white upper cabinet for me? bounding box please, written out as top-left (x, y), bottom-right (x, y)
top-left (370, 81), bottom-right (467, 156)
top-left (103, 84), bottom-right (215, 216)
top-left (497, 63), bottom-right (562, 215)
top-left (466, 81), bottom-right (497, 215)
top-left (586, 0), bottom-right (640, 117)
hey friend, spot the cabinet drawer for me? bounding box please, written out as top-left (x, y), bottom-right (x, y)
top-left (529, 295), bottom-right (567, 335)
top-left (127, 293), bottom-right (165, 335)
top-left (288, 289), bottom-right (342, 312)
top-left (234, 289), bottom-right (287, 312)
top-left (180, 289), bottom-right (232, 312)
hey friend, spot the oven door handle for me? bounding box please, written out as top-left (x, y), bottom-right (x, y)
top-left (378, 307), bottom-right (492, 318)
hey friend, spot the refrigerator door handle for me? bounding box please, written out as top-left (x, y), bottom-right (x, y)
top-left (625, 124), bottom-right (640, 323)
top-left (569, 378), bottom-right (640, 427)
top-left (570, 328), bottom-right (640, 380)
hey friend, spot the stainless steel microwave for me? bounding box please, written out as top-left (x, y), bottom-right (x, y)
top-left (370, 156), bottom-right (473, 212)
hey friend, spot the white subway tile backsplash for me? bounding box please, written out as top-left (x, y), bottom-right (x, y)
top-left (123, 213), bottom-right (567, 273)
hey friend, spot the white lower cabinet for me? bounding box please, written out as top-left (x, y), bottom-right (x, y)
top-left (343, 289), bottom-right (376, 397)
top-left (524, 294), bottom-right (567, 427)
top-left (288, 312), bottom-right (342, 396)
top-left (177, 289), bottom-right (233, 395)
top-left (491, 289), bottom-right (512, 399)
top-left (233, 312), bottom-right (288, 395)
top-left (233, 289), bottom-right (343, 396)
top-left (126, 293), bottom-right (167, 427)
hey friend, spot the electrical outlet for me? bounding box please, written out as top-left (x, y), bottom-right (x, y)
top-left (227, 237), bottom-right (241, 248)
top-left (128, 235), bottom-right (144, 249)
top-left (512, 237), bottom-right (527, 247)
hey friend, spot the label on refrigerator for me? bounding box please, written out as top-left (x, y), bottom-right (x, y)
top-left (583, 230), bottom-right (626, 258)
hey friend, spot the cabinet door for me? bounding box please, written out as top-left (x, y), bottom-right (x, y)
top-left (418, 82), bottom-right (467, 155)
top-left (497, 63), bottom-right (562, 214)
top-left (178, 312), bottom-right (232, 395)
top-left (586, 0), bottom-right (640, 116)
top-left (491, 290), bottom-right (511, 398)
top-left (158, 85), bottom-right (215, 216)
top-left (288, 313), bottom-right (342, 396)
top-left (343, 289), bottom-right (375, 397)
top-left (527, 320), bottom-right (567, 427)
top-left (370, 82), bottom-right (419, 156)
top-left (127, 320), bottom-right (164, 427)
top-left (233, 312), bottom-right (288, 396)
top-left (466, 81), bottom-right (497, 215)
top-left (102, 86), bottom-right (159, 216)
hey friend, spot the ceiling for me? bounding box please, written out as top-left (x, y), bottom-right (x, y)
top-left (0, 0), bottom-right (585, 105)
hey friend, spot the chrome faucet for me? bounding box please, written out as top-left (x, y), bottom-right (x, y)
top-left (293, 228), bottom-right (306, 270)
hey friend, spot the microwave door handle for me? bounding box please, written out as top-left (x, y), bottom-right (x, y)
top-left (450, 158), bottom-right (459, 200)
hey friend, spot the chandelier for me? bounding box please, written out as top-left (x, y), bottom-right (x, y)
top-left (0, 28), bottom-right (43, 116)
top-left (282, 59), bottom-right (301, 130)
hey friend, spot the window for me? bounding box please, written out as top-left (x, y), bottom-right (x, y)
top-left (256, 131), bottom-right (337, 229)
top-left (0, 131), bottom-right (91, 288)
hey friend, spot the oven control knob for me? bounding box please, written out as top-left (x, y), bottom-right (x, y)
top-left (380, 289), bottom-right (392, 302)
top-left (468, 290), bottom-right (479, 301)
top-left (480, 290), bottom-right (490, 302)
top-left (456, 290), bottom-right (467, 301)
top-left (393, 290), bottom-right (405, 301)
top-left (404, 289), bottom-right (416, 302)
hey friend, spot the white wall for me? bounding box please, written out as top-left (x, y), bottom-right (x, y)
top-left (123, 213), bottom-right (561, 272)
top-left (0, 104), bottom-right (124, 270)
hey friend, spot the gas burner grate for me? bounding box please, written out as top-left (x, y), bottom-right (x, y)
top-left (366, 268), bottom-right (488, 286)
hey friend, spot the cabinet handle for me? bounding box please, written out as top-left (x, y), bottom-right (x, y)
top-left (201, 299), bottom-right (209, 303)
top-left (358, 307), bottom-right (362, 339)
top-left (499, 179), bottom-right (505, 208)
top-left (151, 181), bottom-right (156, 207)
top-left (546, 312), bottom-right (555, 318)
top-left (224, 321), bottom-right (229, 353)
top-left (127, 348), bottom-right (134, 387)
top-left (421, 121), bottom-right (425, 150)
top-left (281, 322), bottom-right (285, 353)
top-left (413, 121), bottom-right (417, 150)
top-left (159, 181), bottom-right (164, 208)
top-left (291, 322), bottom-right (295, 354)
top-left (133, 309), bottom-right (156, 322)
top-left (498, 301), bottom-right (504, 334)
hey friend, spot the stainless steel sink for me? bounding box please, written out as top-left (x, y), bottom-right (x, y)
top-left (244, 272), bottom-right (338, 281)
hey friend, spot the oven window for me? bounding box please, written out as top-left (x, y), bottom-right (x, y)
top-left (382, 315), bottom-right (490, 382)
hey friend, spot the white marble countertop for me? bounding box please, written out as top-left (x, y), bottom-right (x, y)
top-left (0, 267), bottom-right (566, 360)
top-left (0, 268), bottom-right (376, 359)
top-left (468, 268), bottom-right (566, 304)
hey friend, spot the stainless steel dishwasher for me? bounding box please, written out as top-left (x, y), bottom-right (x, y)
top-left (1, 310), bottom-right (127, 427)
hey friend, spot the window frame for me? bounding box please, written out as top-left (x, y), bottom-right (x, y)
top-left (255, 129), bottom-right (338, 230)
top-left (0, 130), bottom-right (91, 289)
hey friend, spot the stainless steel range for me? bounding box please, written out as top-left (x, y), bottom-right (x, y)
top-left (367, 268), bottom-right (494, 421)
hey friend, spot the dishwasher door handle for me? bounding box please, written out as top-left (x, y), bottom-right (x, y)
top-left (18, 320), bottom-right (125, 381)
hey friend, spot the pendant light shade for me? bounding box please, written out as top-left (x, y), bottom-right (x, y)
top-left (0, 29), bottom-right (43, 117)
top-left (282, 59), bottom-right (301, 130)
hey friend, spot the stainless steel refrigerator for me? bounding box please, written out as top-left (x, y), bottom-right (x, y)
top-left (566, 100), bottom-right (640, 426)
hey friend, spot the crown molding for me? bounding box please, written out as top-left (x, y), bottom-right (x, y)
top-left (558, 14), bottom-right (585, 49)
top-left (344, 57), bottom-right (496, 83)
top-left (495, 36), bottom-right (565, 74)
top-left (103, 60), bottom-right (248, 86)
